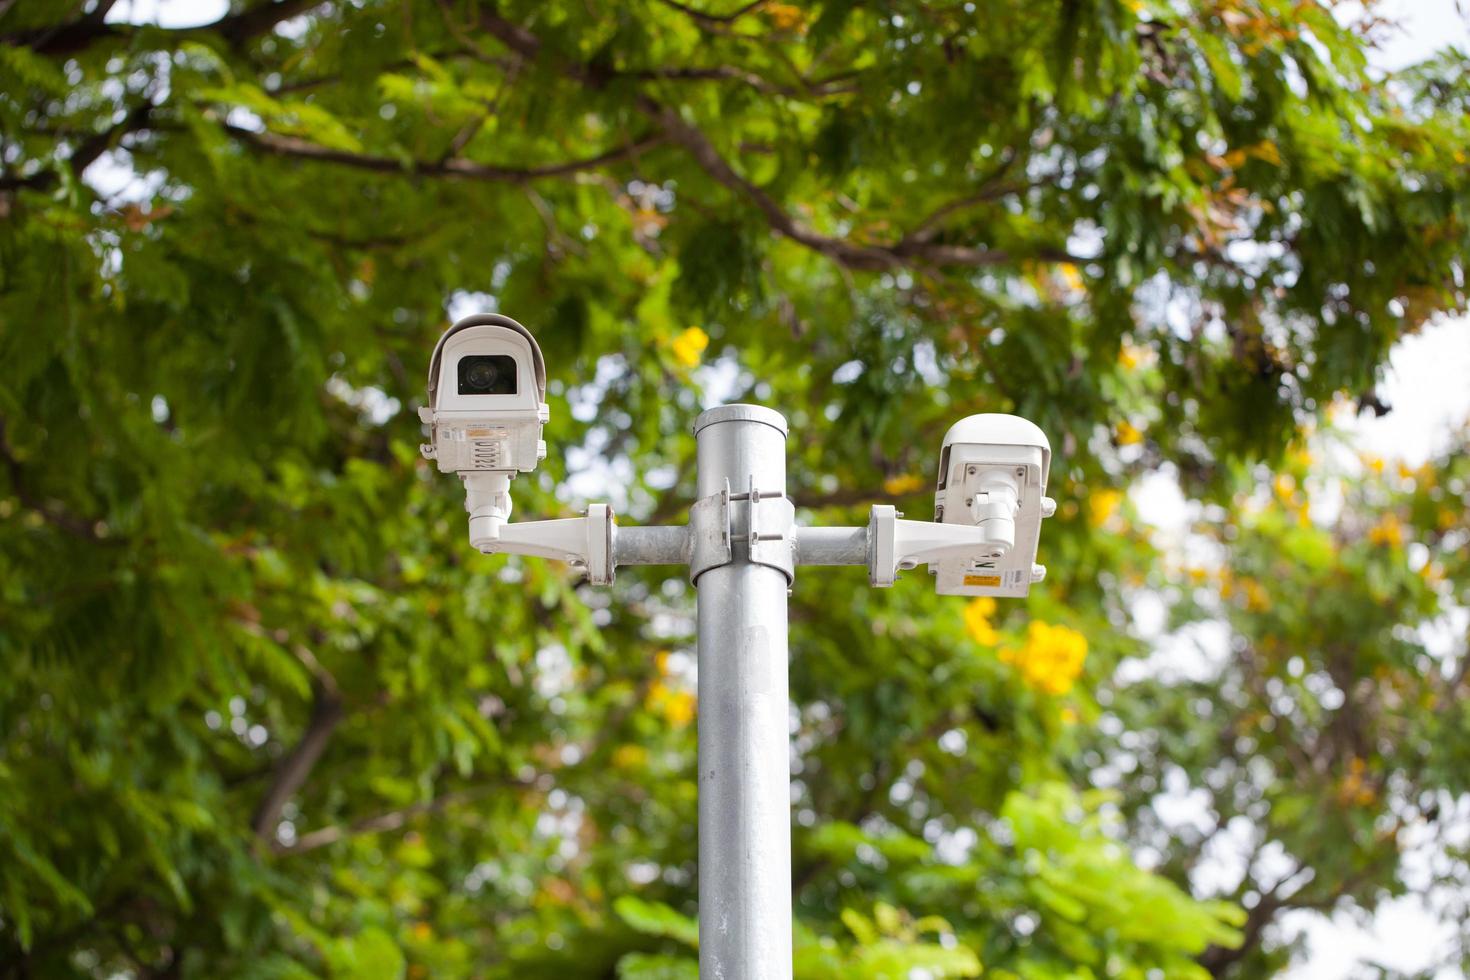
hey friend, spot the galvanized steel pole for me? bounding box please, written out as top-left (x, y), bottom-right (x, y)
top-left (692, 405), bottom-right (793, 980)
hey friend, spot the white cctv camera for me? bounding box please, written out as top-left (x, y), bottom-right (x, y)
top-left (420, 313), bottom-right (549, 474)
top-left (867, 413), bottom-right (1056, 596)
top-left (931, 414), bottom-right (1055, 597)
top-left (420, 314), bottom-right (552, 550)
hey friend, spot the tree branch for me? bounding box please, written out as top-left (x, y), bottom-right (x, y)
top-left (214, 0), bottom-right (318, 44)
top-left (6, 0), bottom-right (322, 56)
top-left (642, 99), bottom-right (1075, 269)
top-left (249, 650), bottom-right (343, 843)
top-left (273, 777), bottom-right (531, 855)
top-left (1198, 840), bottom-right (1398, 976)
top-left (621, 64), bottom-right (845, 99)
top-left (0, 417), bottom-right (112, 542)
top-left (654, 0), bottom-right (769, 27)
top-left (477, 10), bottom-right (1085, 273)
top-left (0, 101), bottom-right (153, 194)
top-left (224, 124), bottom-right (665, 183)
top-left (633, 94), bottom-right (897, 270)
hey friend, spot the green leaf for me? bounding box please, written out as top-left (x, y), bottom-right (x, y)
top-left (614, 896), bottom-right (699, 948)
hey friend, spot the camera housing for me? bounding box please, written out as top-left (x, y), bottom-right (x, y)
top-left (420, 314), bottom-right (549, 475)
top-left (931, 414), bottom-right (1054, 597)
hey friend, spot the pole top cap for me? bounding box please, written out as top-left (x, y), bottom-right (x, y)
top-left (693, 404), bottom-right (789, 437)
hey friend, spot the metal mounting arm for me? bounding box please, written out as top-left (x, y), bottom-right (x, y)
top-left (463, 472), bottom-right (616, 584)
top-left (461, 471), bottom-right (1048, 595)
top-left (867, 504), bottom-right (1044, 588)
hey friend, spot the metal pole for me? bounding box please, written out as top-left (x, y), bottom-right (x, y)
top-left (613, 524), bottom-right (690, 566)
top-left (693, 405), bottom-right (792, 980)
top-left (792, 526), bottom-right (868, 566)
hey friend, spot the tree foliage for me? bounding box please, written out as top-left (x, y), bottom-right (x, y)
top-left (1, 0), bottom-right (1467, 976)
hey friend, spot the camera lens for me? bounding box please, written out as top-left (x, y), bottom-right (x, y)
top-left (458, 354), bottom-right (518, 395)
top-left (466, 360), bottom-right (498, 389)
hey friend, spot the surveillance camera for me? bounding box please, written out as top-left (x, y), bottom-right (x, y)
top-left (931, 414), bottom-right (1055, 597)
top-left (420, 314), bottom-right (552, 550)
top-left (419, 313), bottom-right (549, 475)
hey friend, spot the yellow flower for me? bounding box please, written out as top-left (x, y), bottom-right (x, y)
top-left (1249, 139), bottom-right (1282, 167)
top-left (1221, 140), bottom-right (1282, 169)
top-left (1060, 706), bottom-right (1079, 725)
top-left (612, 744), bottom-right (649, 769)
top-left (1367, 514), bottom-right (1403, 548)
top-left (646, 680), bottom-right (696, 727)
top-left (1115, 420), bottom-right (1144, 446)
top-left (763, 2), bottom-right (805, 31)
top-left (1241, 577), bottom-right (1271, 612)
top-left (883, 473), bottom-right (927, 496)
top-left (1287, 445), bottom-right (1315, 469)
top-left (1438, 508), bottom-right (1459, 532)
top-left (1001, 621), bottom-right (1088, 696)
top-left (1397, 462), bottom-right (1415, 481)
top-left (1118, 343), bottom-right (1149, 369)
top-left (1272, 474), bottom-right (1295, 504)
top-left (1088, 489), bottom-right (1123, 528)
top-left (963, 597), bottom-right (999, 646)
top-left (1057, 262), bottom-right (1084, 292)
top-left (1186, 566), bottom-right (1209, 584)
top-left (1338, 757), bottom-right (1378, 808)
top-left (670, 326), bottom-right (709, 369)
top-left (663, 690), bottom-right (696, 727)
top-left (1365, 455), bottom-right (1385, 475)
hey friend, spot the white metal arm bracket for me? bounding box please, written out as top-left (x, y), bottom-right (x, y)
top-left (471, 502), bottom-right (616, 586)
top-left (867, 504), bottom-right (1038, 588)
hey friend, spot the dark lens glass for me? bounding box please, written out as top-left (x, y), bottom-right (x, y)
top-left (457, 355), bottom-right (518, 395)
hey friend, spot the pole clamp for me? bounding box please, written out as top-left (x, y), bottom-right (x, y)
top-left (688, 483), bottom-right (732, 583)
top-left (687, 479), bottom-right (795, 584)
top-left (732, 476), bottom-right (795, 583)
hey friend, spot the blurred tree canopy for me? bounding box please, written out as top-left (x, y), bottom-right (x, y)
top-left (2, 0), bottom-right (1468, 976)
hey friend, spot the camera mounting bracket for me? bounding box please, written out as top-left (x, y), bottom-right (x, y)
top-left (463, 473), bottom-right (615, 585)
top-left (867, 504), bottom-right (1045, 589)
